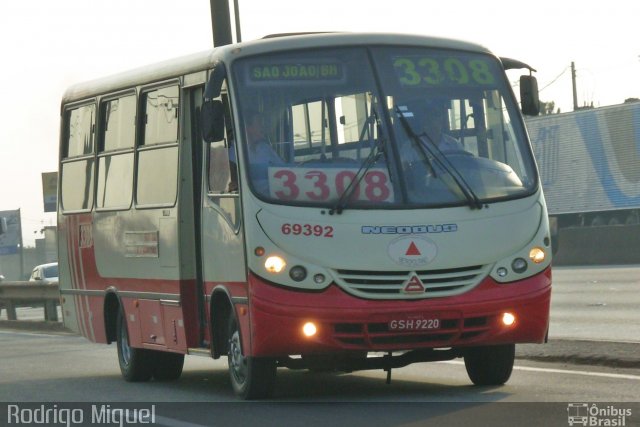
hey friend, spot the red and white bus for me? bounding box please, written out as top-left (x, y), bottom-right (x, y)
top-left (58, 33), bottom-right (551, 399)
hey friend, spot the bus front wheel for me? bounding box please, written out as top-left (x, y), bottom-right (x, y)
top-left (227, 311), bottom-right (276, 399)
top-left (464, 344), bottom-right (515, 386)
top-left (116, 308), bottom-right (154, 382)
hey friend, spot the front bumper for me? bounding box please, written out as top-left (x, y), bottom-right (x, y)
top-left (246, 267), bottom-right (551, 357)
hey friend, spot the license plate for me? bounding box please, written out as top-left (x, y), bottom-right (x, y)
top-left (389, 318), bottom-right (441, 331)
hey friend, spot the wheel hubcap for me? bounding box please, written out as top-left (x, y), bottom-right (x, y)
top-left (229, 330), bottom-right (247, 384)
top-left (119, 321), bottom-right (131, 366)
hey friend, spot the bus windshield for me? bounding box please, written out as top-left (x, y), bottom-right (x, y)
top-left (233, 46), bottom-right (537, 209)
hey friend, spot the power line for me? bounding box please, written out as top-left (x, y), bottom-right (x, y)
top-left (539, 66), bottom-right (570, 92)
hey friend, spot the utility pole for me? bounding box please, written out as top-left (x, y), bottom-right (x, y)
top-left (209, 0), bottom-right (241, 47)
top-left (210, 0), bottom-right (233, 47)
top-left (233, 0), bottom-right (242, 43)
top-left (18, 208), bottom-right (24, 280)
top-left (571, 61), bottom-right (578, 111)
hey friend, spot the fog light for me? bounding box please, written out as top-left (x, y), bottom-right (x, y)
top-left (511, 258), bottom-right (528, 273)
top-left (497, 267), bottom-right (508, 277)
top-left (302, 322), bottom-right (317, 337)
top-left (265, 256), bottom-right (286, 273)
top-left (502, 312), bottom-right (516, 327)
top-left (529, 247), bottom-right (546, 264)
top-left (289, 265), bottom-right (307, 282)
top-left (313, 274), bottom-right (326, 284)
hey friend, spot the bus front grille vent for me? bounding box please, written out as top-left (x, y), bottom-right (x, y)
top-left (332, 265), bottom-right (489, 299)
top-left (333, 315), bottom-right (491, 349)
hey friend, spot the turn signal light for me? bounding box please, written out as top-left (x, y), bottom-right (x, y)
top-left (529, 247), bottom-right (546, 264)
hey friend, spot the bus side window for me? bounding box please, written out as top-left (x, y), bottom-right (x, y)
top-left (207, 88), bottom-right (240, 228)
top-left (209, 144), bottom-right (233, 192)
top-left (61, 103), bottom-right (96, 212)
top-left (136, 85), bottom-right (180, 207)
top-left (96, 94), bottom-right (136, 210)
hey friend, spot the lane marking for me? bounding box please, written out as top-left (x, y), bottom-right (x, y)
top-left (514, 365), bottom-right (640, 381)
top-left (154, 416), bottom-right (210, 427)
top-left (442, 360), bottom-right (640, 381)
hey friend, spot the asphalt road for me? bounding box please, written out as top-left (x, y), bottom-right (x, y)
top-left (550, 265), bottom-right (640, 342)
top-left (3, 330), bottom-right (640, 401)
top-left (1, 331), bottom-right (639, 426)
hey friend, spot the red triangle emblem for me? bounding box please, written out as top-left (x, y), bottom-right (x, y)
top-left (404, 275), bottom-right (425, 293)
top-left (405, 241), bottom-right (421, 256)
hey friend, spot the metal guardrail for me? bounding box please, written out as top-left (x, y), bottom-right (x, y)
top-left (0, 281), bottom-right (60, 321)
top-left (553, 224), bottom-right (640, 265)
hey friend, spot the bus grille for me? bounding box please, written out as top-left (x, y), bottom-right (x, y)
top-left (333, 315), bottom-right (491, 349)
top-left (332, 265), bottom-right (490, 299)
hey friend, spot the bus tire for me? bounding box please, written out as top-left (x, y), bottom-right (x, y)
top-left (116, 308), bottom-right (154, 382)
top-left (152, 352), bottom-right (185, 381)
top-left (227, 311), bottom-right (276, 399)
top-left (464, 344), bottom-right (515, 386)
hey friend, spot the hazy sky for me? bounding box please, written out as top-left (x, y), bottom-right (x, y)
top-left (1, 0), bottom-right (639, 246)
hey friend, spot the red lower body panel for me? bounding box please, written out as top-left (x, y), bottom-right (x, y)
top-left (247, 268), bottom-right (551, 357)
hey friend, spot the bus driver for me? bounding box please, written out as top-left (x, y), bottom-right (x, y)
top-left (422, 105), bottom-right (464, 152)
top-left (244, 110), bottom-right (283, 164)
top-left (244, 110), bottom-right (284, 194)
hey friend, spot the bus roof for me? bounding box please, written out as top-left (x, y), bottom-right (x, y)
top-left (62, 32), bottom-right (491, 105)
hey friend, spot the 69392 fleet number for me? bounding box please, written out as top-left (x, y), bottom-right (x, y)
top-left (281, 223), bottom-right (334, 238)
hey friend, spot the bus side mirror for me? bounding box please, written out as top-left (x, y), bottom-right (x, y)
top-left (201, 99), bottom-right (225, 143)
top-left (520, 75), bottom-right (540, 116)
top-left (0, 217), bottom-right (6, 236)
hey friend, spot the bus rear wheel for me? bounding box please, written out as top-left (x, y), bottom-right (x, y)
top-left (227, 312), bottom-right (276, 399)
top-left (152, 351), bottom-right (184, 381)
top-left (464, 344), bottom-right (515, 386)
top-left (116, 308), bottom-right (154, 382)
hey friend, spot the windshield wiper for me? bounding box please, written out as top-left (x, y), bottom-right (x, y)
top-left (329, 116), bottom-right (386, 215)
top-left (395, 106), bottom-right (483, 210)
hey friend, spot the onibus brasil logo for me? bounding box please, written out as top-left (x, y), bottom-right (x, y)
top-left (567, 403), bottom-right (632, 426)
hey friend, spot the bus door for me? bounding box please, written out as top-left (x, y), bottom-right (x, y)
top-left (191, 79), bottom-right (245, 352)
top-left (182, 82), bottom-right (207, 348)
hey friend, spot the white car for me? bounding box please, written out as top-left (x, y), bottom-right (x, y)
top-left (29, 262), bottom-right (58, 283)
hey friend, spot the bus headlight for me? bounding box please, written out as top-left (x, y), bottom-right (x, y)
top-left (265, 256), bottom-right (286, 273)
top-left (529, 247), bottom-right (546, 264)
top-left (289, 265), bottom-right (307, 282)
top-left (511, 258), bottom-right (528, 273)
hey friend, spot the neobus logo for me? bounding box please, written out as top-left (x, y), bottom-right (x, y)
top-left (361, 224), bottom-right (458, 235)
